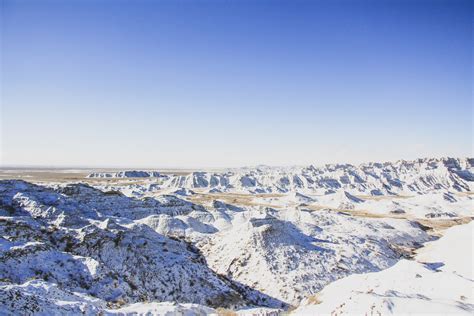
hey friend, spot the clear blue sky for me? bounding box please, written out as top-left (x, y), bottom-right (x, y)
top-left (1, 0), bottom-right (472, 168)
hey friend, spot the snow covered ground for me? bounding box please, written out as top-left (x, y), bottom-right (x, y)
top-left (292, 222), bottom-right (473, 315)
top-left (0, 157), bottom-right (472, 315)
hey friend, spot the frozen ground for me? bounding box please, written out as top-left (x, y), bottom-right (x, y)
top-left (0, 157), bottom-right (472, 315)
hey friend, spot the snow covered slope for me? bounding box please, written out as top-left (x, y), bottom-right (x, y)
top-left (292, 221), bottom-right (474, 315)
top-left (0, 181), bottom-right (247, 313)
top-left (154, 157), bottom-right (473, 194)
top-left (199, 208), bottom-right (431, 305)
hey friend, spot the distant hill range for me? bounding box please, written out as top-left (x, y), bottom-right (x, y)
top-left (88, 157), bottom-right (473, 195)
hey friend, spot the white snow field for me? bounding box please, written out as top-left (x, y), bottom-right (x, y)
top-left (0, 157), bottom-right (472, 315)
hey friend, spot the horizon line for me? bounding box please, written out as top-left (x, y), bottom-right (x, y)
top-left (0, 155), bottom-right (471, 171)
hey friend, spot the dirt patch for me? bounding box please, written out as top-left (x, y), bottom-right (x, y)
top-left (302, 205), bottom-right (405, 219)
top-left (354, 194), bottom-right (413, 201)
top-left (414, 217), bottom-right (473, 234)
top-left (188, 192), bottom-right (282, 209)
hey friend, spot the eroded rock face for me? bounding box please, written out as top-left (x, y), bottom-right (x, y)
top-left (0, 180), bottom-right (245, 311)
top-left (155, 157), bottom-right (473, 194)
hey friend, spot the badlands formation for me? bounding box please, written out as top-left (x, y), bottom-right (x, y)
top-left (0, 157), bottom-right (472, 315)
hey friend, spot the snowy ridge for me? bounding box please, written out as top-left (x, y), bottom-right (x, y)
top-left (155, 157), bottom-right (474, 194)
top-left (199, 208), bottom-right (431, 305)
top-left (0, 181), bottom-right (249, 312)
top-left (87, 171), bottom-right (163, 178)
